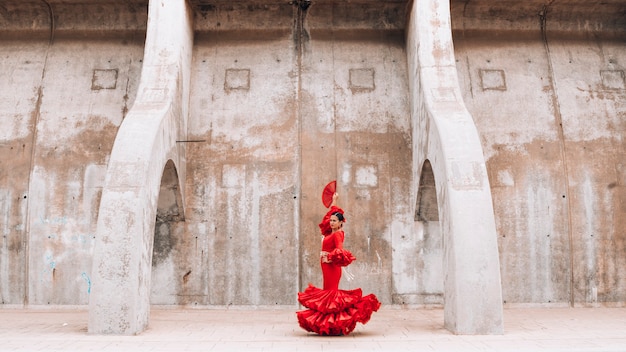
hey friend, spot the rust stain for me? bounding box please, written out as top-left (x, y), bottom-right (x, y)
top-left (183, 270), bottom-right (192, 284)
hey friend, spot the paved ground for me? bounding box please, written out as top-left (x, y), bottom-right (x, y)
top-left (1, 307), bottom-right (625, 351)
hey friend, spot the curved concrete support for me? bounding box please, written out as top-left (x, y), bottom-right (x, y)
top-left (407, 0), bottom-right (503, 334)
top-left (88, 0), bottom-right (193, 335)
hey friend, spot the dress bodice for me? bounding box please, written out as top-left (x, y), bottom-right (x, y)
top-left (322, 230), bottom-right (344, 252)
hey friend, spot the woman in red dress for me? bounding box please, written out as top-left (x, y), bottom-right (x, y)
top-left (296, 192), bottom-right (381, 336)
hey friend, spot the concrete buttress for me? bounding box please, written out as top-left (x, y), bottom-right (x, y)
top-left (407, 0), bottom-right (504, 334)
top-left (88, 0), bottom-right (193, 335)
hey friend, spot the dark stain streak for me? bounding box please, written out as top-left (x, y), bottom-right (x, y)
top-left (183, 270), bottom-right (192, 284)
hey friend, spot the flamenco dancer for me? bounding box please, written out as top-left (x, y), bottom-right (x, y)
top-left (296, 189), bottom-right (381, 336)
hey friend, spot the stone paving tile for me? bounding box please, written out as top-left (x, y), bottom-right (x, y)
top-left (0, 307), bottom-right (625, 352)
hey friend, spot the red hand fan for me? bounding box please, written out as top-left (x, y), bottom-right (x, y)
top-left (321, 180), bottom-right (336, 208)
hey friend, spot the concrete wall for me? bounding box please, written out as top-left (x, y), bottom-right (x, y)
top-left (0, 0), bottom-right (146, 305)
top-left (1, 0), bottom-right (625, 316)
top-left (451, 0), bottom-right (626, 306)
top-left (150, 0), bottom-right (415, 307)
top-left (161, 3), bottom-right (300, 306)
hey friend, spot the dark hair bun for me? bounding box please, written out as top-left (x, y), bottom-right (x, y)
top-left (333, 212), bottom-right (345, 222)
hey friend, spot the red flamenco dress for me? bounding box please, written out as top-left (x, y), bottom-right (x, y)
top-left (296, 206), bottom-right (381, 336)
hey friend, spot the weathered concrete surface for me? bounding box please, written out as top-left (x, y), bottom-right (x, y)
top-left (451, 0), bottom-right (626, 307)
top-left (1, 0), bottom-right (625, 337)
top-left (299, 1), bottom-right (412, 305)
top-left (0, 1), bottom-right (147, 39)
top-left (0, 0), bottom-right (146, 306)
top-left (174, 2), bottom-right (299, 306)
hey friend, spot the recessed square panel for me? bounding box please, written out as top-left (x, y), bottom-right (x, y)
top-left (349, 68), bottom-right (375, 92)
top-left (601, 70), bottom-right (625, 90)
top-left (225, 68), bottom-right (250, 91)
top-left (91, 69), bottom-right (118, 90)
top-left (480, 69), bottom-right (506, 91)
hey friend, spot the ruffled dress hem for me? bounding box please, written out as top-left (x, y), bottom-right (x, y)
top-left (296, 284), bottom-right (381, 336)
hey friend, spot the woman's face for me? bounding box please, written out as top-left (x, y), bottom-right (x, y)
top-left (330, 215), bottom-right (342, 231)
